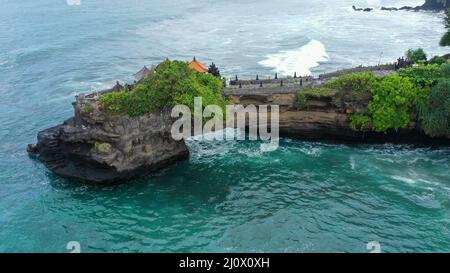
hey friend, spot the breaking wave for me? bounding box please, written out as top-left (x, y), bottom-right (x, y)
top-left (258, 39), bottom-right (328, 76)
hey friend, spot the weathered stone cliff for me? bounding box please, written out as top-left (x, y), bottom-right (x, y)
top-left (28, 94), bottom-right (189, 184)
top-left (227, 91), bottom-right (450, 145)
top-left (29, 64), bottom-right (449, 184)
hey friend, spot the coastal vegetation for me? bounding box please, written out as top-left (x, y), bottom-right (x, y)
top-left (94, 142), bottom-right (112, 153)
top-left (405, 48), bottom-right (427, 64)
top-left (368, 75), bottom-right (426, 132)
top-left (297, 60), bottom-right (449, 138)
top-left (350, 113), bottom-right (371, 131)
top-left (296, 93), bottom-right (308, 109)
top-left (326, 71), bottom-right (375, 104)
top-left (301, 86), bottom-right (337, 98)
top-left (429, 55), bottom-right (447, 65)
top-left (100, 60), bottom-right (228, 117)
top-left (207, 63), bottom-right (221, 78)
top-left (419, 78), bottom-right (450, 137)
top-left (440, 8), bottom-right (450, 47)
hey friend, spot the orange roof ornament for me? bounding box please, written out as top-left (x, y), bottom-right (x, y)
top-left (189, 57), bottom-right (208, 73)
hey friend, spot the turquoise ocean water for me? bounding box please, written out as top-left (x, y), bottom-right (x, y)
top-left (0, 0), bottom-right (449, 252)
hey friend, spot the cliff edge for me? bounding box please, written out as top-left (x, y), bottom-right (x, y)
top-left (28, 93), bottom-right (189, 184)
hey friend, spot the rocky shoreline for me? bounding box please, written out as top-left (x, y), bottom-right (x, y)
top-left (226, 89), bottom-right (450, 146)
top-left (353, 0), bottom-right (449, 12)
top-left (28, 64), bottom-right (449, 184)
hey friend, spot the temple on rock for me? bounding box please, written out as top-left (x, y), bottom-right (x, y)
top-left (188, 57), bottom-right (207, 73)
top-left (134, 66), bottom-right (152, 82)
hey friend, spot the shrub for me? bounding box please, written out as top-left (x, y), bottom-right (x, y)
top-left (441, 62), bottom-right (450, 77)
top-left (398, 64), bottom-right (443, 88)
top-left (441, 31), bottom-right (450, 47)
top-left (100, 91), bottom-right (131, 113)
top-left (297, 93), bottom-right (308, 109)
top-left (82, 103), bottom-right (94, 114)
top-left (419, 78), bottom-right (450, 137)
top-left (301, 86), bottom-right (337, 98)
top-left (368, 75), bottom-right (427, 133)
top-left (100, 60), bottom-right (229, 117)
top-left (405, 48), bottom-right (427, 64)
top-left (326, 72), bottom-right (377, 96)
top-left (440, 8), bottom-right (450, 47)
top-left (350, 114), bottom-right (372, 131)
top-left (428, 56), bottom-right (447, 65)
top-left (326, 72), bottom-right (378, 108)
top-left (94, 142), bottom-right (112, 153)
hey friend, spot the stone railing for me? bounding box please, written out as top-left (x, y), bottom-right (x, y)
top-left (318, 64), bottom-right (395, 80)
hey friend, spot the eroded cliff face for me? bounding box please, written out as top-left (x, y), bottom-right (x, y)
top-left (29, 80), bottom-right (449, 184)
top-left (28, 94), bottom-right (189, 184)
top-left (228, 92), bottom-right (450, 144)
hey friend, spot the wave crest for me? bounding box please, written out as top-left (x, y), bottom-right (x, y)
top-left (258, 39), bottom-right (328, 76)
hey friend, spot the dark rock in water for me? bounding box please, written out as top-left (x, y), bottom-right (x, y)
top-left (381, 7), bottom-right (398, 11)
top-left (420, 0), bottom-right (450, 10)
top-left (352, 6), bottom-right (373, 12)
top-left (29, 94), bottom-right (189, 184)
top-left (354, 0), bottom-right (449, 12)
top-left (399, 6), bottom-right (415, 11)
top-left (27, 144), bottom-right (38, 154)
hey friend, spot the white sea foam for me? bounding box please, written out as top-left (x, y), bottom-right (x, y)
top-left (366, 0), bottom-right (381, 8)
top-left (258, 40), bottom-right (328, 76)
top-left (391, 175), bottom-right (416, 184)
top-left (349, 156), bottom-right (356, 170)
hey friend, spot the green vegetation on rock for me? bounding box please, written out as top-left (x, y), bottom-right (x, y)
top-left (440, 8), bottom-right (450, 47)
top-left (326, 72), bottom-right (376, 105)
top-left (350, 114), bottom-right (372, 131)
top-left (94, 142), bottom-right (112, 153)
top-left (296, 93), bottom-right (308, 109)
top-left (301, 86), bottom-right (337, 98)
top-left (428, 56), bottom-right (447, 65)
top-left (406, 48), bottom-right (427, 64)
top-left (100, 60), bottom-right (229, 117)
top-left (327, 61), bottom-right (449, 137)
top-left (419, 78), bottom-right (450, 137)
top-left (368, 75), bottom-right (427, 132)
top-left (399, 63), bottom-right (448, 88)
top-left (82, 103), bottom-right (94, 114)
top-left (296, 86), bottom-right (336, 109)
top-left (327, 72), bottom-right (377, 95)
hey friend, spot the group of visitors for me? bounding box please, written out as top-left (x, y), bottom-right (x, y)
top-left (395, 57), bottom-right (413, 70)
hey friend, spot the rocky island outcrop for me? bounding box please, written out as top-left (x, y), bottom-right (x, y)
top-left (28, 93), bottom-right (189, 184)
top-left (28, 58), bottom-right (450, 184)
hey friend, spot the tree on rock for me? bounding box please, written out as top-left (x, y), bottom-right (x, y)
top-left (440, 8), bottom-right (450, 47)
top-left (406, 48), bottom-right (427, 64)
top-left (208, 63), bottom-right (221, 78)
